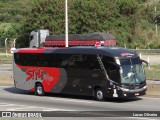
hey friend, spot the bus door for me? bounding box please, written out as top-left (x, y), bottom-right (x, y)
top-left (61, 55), bottom-right (81, 94)
top-left (78, 55), bottom-right (102, 96)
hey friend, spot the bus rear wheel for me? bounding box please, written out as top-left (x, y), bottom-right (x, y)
top-left (35, 83), bottom-right (44, 96)
top-left (95, 88), bottom-right (104, 101)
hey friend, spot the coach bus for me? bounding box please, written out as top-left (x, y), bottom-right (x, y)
top-left (13, 47), bottom-right (148, 101)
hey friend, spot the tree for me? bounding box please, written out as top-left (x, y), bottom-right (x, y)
top-left (15, 0), bottom-right (159, 48)
top-left (16, 0), bottom-right (65, 47)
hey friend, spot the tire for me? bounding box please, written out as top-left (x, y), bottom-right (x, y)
top-left (35, 83), bottom-right (44, 96)
top-left (95, 88), bottom-right (104, 101)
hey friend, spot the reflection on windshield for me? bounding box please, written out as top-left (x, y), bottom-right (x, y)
top-left (120, 58), bottom-right (145, 84)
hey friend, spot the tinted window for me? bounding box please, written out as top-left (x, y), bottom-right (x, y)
top-left (67, 54), bottom-right (100, 70)
top-left (54, 54), bottom-right (71, 67)
top-left (14, 53), bottom-right (100, 70)
top-left (102, 55), bottom-right (120, 82)
top-left (120, 57), bottom-right (141, 65)
top-left (82, 55), bottom-right (100, 69)
top-left (14, 53), bottom-right (30, 66)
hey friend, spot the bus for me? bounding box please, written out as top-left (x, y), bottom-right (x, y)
top-left (13, 47), bottom-right (148, 101)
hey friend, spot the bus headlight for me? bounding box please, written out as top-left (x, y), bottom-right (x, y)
top-left (121, 88), bottom-right (129, 92)
top-left (143, 86), bottom-right (147, 89)
top-left (117, 86), bottom-right (129, 92)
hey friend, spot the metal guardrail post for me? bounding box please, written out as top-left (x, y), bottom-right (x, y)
top-left (5, 38), bottom-right (8, 57)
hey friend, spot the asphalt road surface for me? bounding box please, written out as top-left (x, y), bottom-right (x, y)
top-left (0, 85), bottom-right (160, 120)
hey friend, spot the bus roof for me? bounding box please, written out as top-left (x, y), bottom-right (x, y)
top-left (14, 47), bottom-right (138, 59)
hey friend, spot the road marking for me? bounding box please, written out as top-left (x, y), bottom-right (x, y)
top-left (42, 108), bottom-right (70, 111)
top-left (0, 104), bottom-right (15, 107)
top-left (140, 97), bottom-right (160, 100)
top-left (49, 97), bottom-right (92, 104)
top-left (0, 86), bottom-right (13, 88)
top-left (0, 102), bottom-right (73, 111)
top-left (7, 106), bottom-right (37, 111)
top-left (129, 117), bottom-right (158, 120)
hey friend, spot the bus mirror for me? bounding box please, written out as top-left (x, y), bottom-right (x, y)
top-left (141, 60), bottom-right (150, 69)
top-left (120, 67), bottom-right (123, 75)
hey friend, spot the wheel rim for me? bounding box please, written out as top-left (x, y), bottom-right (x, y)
top-left (97, 90), bottom-right (103, 100)
top-left (37, 86), bottom-right (43, 95)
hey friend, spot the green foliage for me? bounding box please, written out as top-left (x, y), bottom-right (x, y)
top-left (16, 0), bottom-right (65, 47)
top-left (1, 0), bottom-right (160, 48)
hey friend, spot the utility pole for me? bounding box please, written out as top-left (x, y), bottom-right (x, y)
top-left (65, 0), bottom-right (69, 47)
top-left (154, 0), bottom-right (158, 37)
top-left (13, 39), bottom-right (16, 47)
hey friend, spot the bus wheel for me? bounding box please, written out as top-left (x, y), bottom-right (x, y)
top-left (95, 88), bottom-right (104, 101)
top-left (35, 83), bottom-right (44, 96)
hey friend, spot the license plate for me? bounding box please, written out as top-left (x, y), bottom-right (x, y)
top-left (135, 93), bottom-right (139, 96)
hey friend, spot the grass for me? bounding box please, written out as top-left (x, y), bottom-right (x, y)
top-left (0, 49), bottom-right (6, 53)
top-left (0, 55), bottom-right (12, 61)
top-left (0, 49), bottom-right (13, 61)
top-left (144, 65), bottom-right (160, 80)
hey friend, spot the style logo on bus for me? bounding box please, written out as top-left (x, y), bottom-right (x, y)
top-left (26, 68), bottom-right (53, 81)
top-left (120, 53), bottom-right (134, 57)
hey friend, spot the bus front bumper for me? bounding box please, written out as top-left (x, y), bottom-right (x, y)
top-left (118, 86), bottom-right (147, 97)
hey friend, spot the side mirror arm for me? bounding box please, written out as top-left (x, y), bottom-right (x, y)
top-left (141, 59), bottom-right (150, 69)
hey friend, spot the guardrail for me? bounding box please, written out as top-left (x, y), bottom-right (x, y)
top-left (131, 49), bottom-right (160, 53)
top-left (0, 48), bottom-right (10, 50)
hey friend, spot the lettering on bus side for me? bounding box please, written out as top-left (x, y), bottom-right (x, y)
top-left (26, 68), bottom-right (53, 81)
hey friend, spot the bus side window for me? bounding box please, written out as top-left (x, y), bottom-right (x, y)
top-left (40, 54), bottom-right (50, 67)
top-left (14, 53), bottom-right (20, 65)
top-left (31, 54), bottom-right (40, 66)
top-left (50, 54), bottom-right (71, 68)
top-left (61, 59), bottom-right (69, 67)
top-left (102, 56), bottom-right (120, 81)
top-left (66, 54), bottom-right (84, 69)
top-left (14, 53), bottom-right (29, 66)
top-left (82, 55), bottom-right (100, 70)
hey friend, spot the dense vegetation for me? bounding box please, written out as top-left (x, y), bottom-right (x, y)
top-left (0, 0), bottom-right (160, 48)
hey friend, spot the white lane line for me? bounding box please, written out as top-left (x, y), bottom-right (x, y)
top-left (0, 104), bottom-right (15, 107)
top-left (0, 86), bottom-right (13, 88)
top-left (42, 108), bottom-right (70, 111)
top-left (7, 106), bottom-right (36, 111)
top-left (129, 117), bottom-right (158, 120)
top-left (7, 107), bottom-right (71, 111)
top-left (49, 98), bottom-right (92, 104)
top-left (0, 102), bottom-right (74, 111)
top-left (140, 97), bottom-right (160, 100)
top-left (99, 117), bottom-right (158, 120)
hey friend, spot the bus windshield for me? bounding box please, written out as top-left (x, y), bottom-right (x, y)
top-left (120, 57), bottom-right (146, 85)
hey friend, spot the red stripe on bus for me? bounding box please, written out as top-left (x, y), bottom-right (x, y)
top-left (17, 48), bottom-right (46, 53)
top-left (16, 64), bottom-right (60, 92)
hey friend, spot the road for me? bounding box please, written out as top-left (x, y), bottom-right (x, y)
top-left (0, 64), bottom-right (12, 76)
top-left (0, 85), bottom-right (160, 120)
top-left (0, 55), bottom-right (160, 120)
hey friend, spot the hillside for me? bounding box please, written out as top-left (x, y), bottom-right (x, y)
top-left (0, 0), bottom-right (160, 49)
